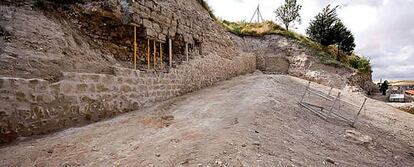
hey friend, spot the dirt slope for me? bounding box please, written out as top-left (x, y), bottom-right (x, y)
top-left (0, 2), bottom-right (117, 80)
top-left (1, 73), bottom-right (413, 166)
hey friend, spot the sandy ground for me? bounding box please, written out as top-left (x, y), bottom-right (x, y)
top-left (1, 73), bottom-right (414, 166)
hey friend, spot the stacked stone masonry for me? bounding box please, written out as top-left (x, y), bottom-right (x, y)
top-left (72, 0), bottom-right (238, 62)
top-left (0, 54), bottom-right (255, 141)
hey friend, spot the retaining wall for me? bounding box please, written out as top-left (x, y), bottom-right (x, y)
top-left (0, 54), bottom-right (256, 142)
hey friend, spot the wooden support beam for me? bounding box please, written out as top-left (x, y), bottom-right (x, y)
top-left (327, 92), bottom-right (341, 118)
top-left (160, 43), bottom-right (163, 68)
top-left (352, 98), bottom-right (368, 127)
top-left (185, 43), bottom-right (189, 61)
top-left (153, 40), bottom-right (157, 69)
top-left (133, 26), bottom-right (137, 70)
top-left (169, 38), bottom-right (172, 68)
top-left (300, 81), bottom-right (311, 103)
top-left (147, 39), bottom-right (150, 70)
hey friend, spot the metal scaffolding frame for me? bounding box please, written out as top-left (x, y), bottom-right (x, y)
top-left (298, 81), bottom-right (368, 127)
top-left (249, 4), bottom-right (264, 23)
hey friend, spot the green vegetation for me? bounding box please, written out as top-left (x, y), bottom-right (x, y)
top-left (306, 5), bottom-right (355, 54)
top-left (221, 20), bottom-right (322, 52)
top-left (347, 55), bottom-right (372, 73)
top-left (274, 0), bottom-right (302, 30)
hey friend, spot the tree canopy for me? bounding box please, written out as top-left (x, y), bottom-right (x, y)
top-left (274, 0), bottom-right (302, 30)
top-left (306, 5), bottom-right (355, 53)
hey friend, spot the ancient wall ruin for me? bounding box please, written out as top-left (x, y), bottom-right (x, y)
top-left (0, 0), bottom-right (259, 142)
top-left (0, 54), bottom-right (255, 142)
top-left (67, 0), bottom-right (238, 69)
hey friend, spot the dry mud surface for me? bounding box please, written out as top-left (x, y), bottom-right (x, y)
top-left (1, 73), bottom-right (414, 166)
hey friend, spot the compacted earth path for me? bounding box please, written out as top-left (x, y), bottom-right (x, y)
top-left (1, 73), bottom-right (414, 166)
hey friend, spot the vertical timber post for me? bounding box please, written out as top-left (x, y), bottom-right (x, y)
top-left (169, 38), bottom-right (172, 68)
top-left (133, 26), bottom-right (137, 70)
top-left (160, 43), bottom-right (163, 68)
top-left (147, 39), bottom-right (150, 70)
top-left (153, 40), bottom-right (157, 69)
top-left (352, 98), bottom-right (368, 127)
top-left (300, 81), bottom-right (311, 103)
top-left (328, 92), bottom-right (341, 118)
top-left (185, 43), bottom-right (189, 62)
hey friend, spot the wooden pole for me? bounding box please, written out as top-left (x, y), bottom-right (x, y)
top-left (328, 92), bottom-right (341, 118)
top-left (185, 43), bottom-right (189, 61)
top-left (352, 98), bottom-right (368, 127)
top-left (300, 81), bottom-right (311, 103)
top-left (147, 39), bottom-right (150, 70)
top-left (154, 40), bottom-right (157, 69)
top-left (169, 38), bottom-right (172, 68)
top-left (133, 26), bottom-right (137, 70)
top-left (160, 43), bottom-right (163, 68)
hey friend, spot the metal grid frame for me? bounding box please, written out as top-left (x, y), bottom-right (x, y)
top-left (298, 82), bottom-right (368, 127)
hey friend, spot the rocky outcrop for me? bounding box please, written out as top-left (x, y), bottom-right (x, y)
top-left (234, 35), bottom-right (375, 91)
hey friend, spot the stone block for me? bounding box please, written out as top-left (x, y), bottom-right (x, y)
top-left (15, 91), bottom-right (26, 102)
top-left (96, 84), bottom-right (110, 93)
top-left (121, 85), bottom-right (132, 92)
top-left (144, 28), bottom-right (156, 38)
top-left (62, 72), bottom-right (79, 82)
top-left (0, 78), bottom-right (6, 89)
top-left (101, 75), bottom-right (115, 84)
top-left (142, 19), bottom-right (153, 28)
top-left (88, 74), bottom-right (101, 83)
top-left (76, 84), bottom-right (88, 93)
top-left (61, 82), bottom-right (73, 94)
top-left (49, 82), bottom-right (61, 96)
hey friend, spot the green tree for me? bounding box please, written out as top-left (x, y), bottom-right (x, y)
top-left (380, 80), bottom-right (389, 96)
top-left (306, 5), bottom-right (356, 53)
top-left (274, 0), bottom-right (302, 30)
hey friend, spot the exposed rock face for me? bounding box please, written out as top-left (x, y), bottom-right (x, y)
top-left (234, 35), bottom-right (375, 91)
top-left (0, 0), bottom-right (240, 79)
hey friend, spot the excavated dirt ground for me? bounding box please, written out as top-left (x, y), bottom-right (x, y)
top-left (1, 73), bottom-right (414, 166)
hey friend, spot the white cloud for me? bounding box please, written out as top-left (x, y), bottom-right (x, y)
top-left (206, 0), bottom-right (414, 80)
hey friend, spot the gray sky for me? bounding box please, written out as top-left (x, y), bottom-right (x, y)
top-left (206, 0), bottom-right (414, 81)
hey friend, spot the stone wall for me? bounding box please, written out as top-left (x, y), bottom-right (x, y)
top-left (69, 0), bottom-right (238, 64)
top-left (0, 53), bottom-right (256, 142)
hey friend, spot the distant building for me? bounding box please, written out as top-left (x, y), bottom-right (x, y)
top-left (389, 90), bottom-right (405, 102)
top-left (389, 80), bottom-right (414, 90)
top-left (406, 90), bottom-right (414, 96)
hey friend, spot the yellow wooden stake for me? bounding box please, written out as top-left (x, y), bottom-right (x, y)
top-left (160, 43), bottom-right (163, 68)
top-left (153, 40), bottom-right (157, 69)
top-left (169, 39), bottom-right (172, 68)
top-left (133, 26), bottom-right (137, 70)
top-left (147, 39), bottom-right (150, 70)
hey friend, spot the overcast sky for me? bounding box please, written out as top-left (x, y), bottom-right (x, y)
top-left (206, 0), bottom-right (414, 81)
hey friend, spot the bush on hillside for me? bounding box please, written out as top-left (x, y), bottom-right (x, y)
top-left (347, 55), bottom-right (372, 73)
